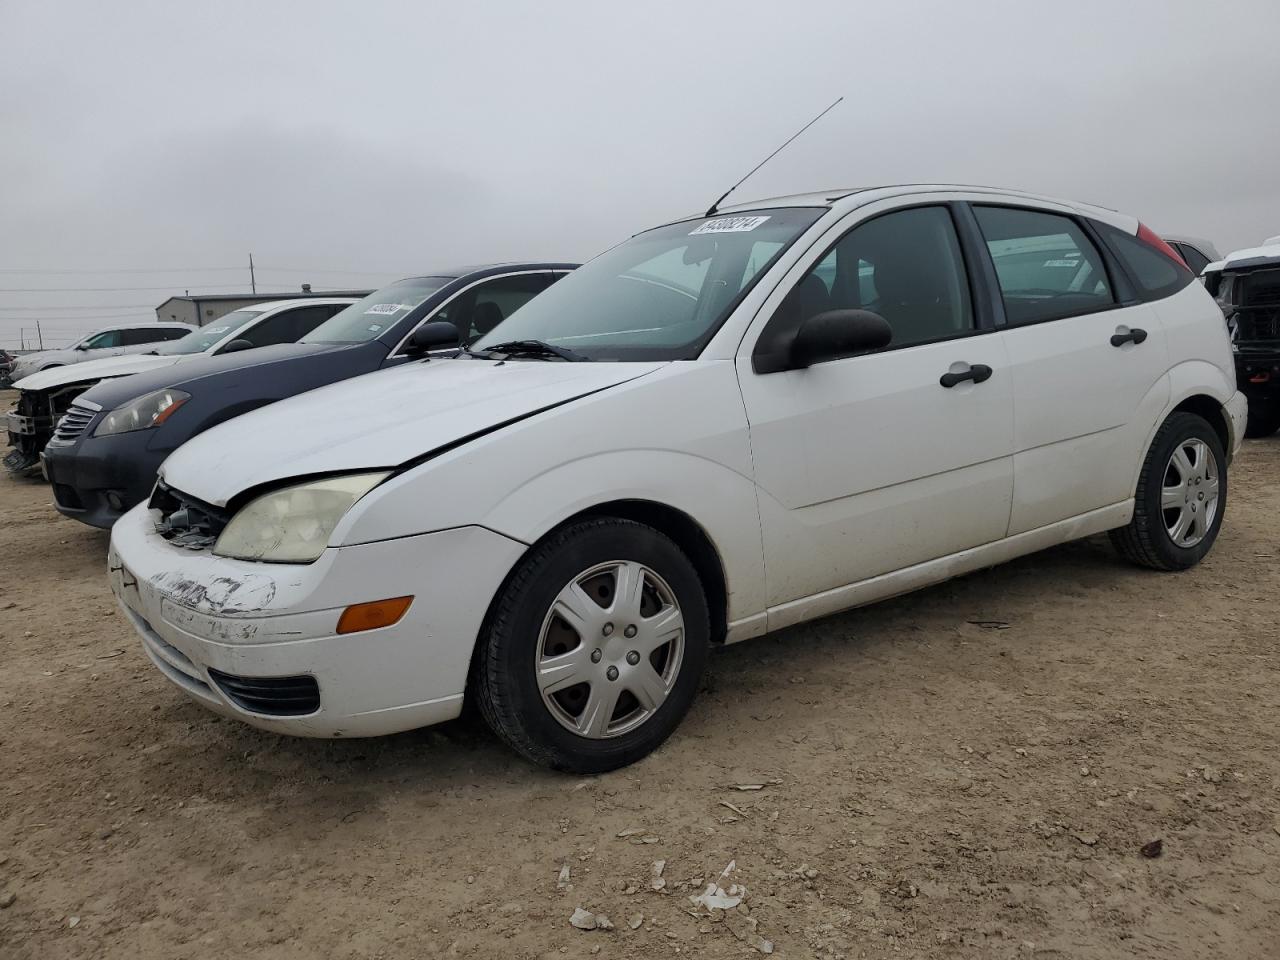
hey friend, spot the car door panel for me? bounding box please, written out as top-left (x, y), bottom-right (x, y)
top-left (1002, 305), bottom-right (1169, 533)
top-left (968, 204), bottom-right (1173, 535)
top-left (735, 199), bottom-right (1016, 610)
top-left (745, 335), bottom-right (1014, 604)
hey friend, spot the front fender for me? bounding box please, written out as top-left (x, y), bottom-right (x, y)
top-left (479, 450), bottom-right (766, 634)
top-left (334, 361), bottom-right (767, 634)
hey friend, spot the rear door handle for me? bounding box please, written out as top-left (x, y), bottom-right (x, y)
top-left (939, 363), bottom-right (993, 388)
top-left (1110, 326), bottom-right (1148, 347)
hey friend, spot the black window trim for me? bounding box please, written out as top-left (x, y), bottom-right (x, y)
top-left (390, 269), bottom-right (568, 357)
top-left (967, 201), bottom-right (1132, 329)
top-left (1088, 218), bottom-right (1194, 304)
top-left (750, 201), bottom-right (997, 372)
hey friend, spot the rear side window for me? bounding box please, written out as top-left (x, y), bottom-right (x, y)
top-left (973, 206), bottom-right (1115, 324)
top-left (1095, 222), bottom-right (1193, 301)
top-left (121, 327), bottom-right (183, 346)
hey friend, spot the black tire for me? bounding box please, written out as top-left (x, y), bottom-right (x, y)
top-left (474, 517), bottom-right (710, 773)
top-left (1110, 412), bottom-right (1226, 570)
top-left (1244, 400), bottom-right (1280, 439)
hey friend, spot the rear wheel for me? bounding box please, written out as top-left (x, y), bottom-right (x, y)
top-left (1244, 400), bottom-right (1280, 438)
top-left (475, 517), bottom-right (710, 772)
top-left (1110, 412), bottom-right (1226, 570)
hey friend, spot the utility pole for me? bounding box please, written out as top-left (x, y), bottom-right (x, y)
top-left (249, 252), bottom-right (257, 294)
top-left (36, 321), bottom-right (44, 350)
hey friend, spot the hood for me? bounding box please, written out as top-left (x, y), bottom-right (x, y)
top-left (1220, 243), bottom-right (1280, 272)
top-left (14, 352), bottom-right (183, 391)
top-left (79, 342), bottom-right (340, 410)
top-left (8, 349), bottom-right (68, 377)
top-left (161, 358), bottom-right (665, 506)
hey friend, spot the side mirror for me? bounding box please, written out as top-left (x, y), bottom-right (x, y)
top-left (74, 343), bottom-right (89, 351)
top-left (220, 339), bottom-right (255, 354)
top-left (406, 320), bottom-right (460, 355)
top-left (789, 309), bottom-right (893, 370)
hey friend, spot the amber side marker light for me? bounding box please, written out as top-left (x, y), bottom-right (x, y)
top-left (337, 596), bottom-right (414, 635)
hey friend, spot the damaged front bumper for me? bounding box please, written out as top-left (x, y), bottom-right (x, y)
top-left (108, 502), bottom-right (526, 737)
top-left (5, 385), bottom-right (95, 476)
top-left (4, 410), bottom-right (45, 474)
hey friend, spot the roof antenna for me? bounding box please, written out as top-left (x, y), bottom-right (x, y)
top-left (705, 96), bottom-right (844, 218)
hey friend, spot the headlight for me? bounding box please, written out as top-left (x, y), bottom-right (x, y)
top-left (213, 471), bottom-right (390, 563)
top-left (94, 389), bottom-right (190, 437)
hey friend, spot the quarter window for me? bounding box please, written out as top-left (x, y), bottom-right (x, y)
top-left (1096, 223), bottom-right (1193, 300)
top-left (973, 206), bottom-right (1115, 324)
top-left (760, 205), bottom-right (975, 356)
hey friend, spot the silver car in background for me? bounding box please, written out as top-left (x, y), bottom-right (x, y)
top-left (5, 322), bottom-right (194, 381)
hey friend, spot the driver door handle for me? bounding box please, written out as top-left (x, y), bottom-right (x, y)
top-left (1110, 326), bottom-right (1148, 347)
top-left (939, 363), bottom-right (993, 388)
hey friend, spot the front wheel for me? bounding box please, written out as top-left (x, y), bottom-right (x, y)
top-left (1110, 412), bottom-right (1226, 570)
top-left (474, 517), bottom-right (710, 772)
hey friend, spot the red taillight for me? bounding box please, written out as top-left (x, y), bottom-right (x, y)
top-left (1137, 222), bottom-right (1188, 268)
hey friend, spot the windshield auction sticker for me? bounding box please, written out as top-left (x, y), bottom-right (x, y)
top-left (690, 215), bottom-right (771, 235)
top-left (365, 303), bottom-right (412, 316)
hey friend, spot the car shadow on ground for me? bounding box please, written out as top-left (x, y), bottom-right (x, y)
top-left (137, 533), bottom-right (1133, 814)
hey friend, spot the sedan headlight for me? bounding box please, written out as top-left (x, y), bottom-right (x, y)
top-left (94, 389), bottom-right (191, 437)
top-left (213, 471), bottom-right (390, 563)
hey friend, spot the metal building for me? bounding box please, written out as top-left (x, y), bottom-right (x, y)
top-left (154, 288), bottom-right (372, 327)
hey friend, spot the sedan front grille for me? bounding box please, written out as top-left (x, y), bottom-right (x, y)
top-left (207, 669), bottom-right (321, 716)
top-left (49, 403), bottom-right (97, 444)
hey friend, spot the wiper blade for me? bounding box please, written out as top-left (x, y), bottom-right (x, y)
top-left (480, 339), bottom-right (587, 362)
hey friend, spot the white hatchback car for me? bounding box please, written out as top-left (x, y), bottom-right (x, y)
top-left (108, 185), bottom-right (1246, 772)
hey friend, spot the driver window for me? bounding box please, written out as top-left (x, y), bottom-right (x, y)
top-left (761, 205), bottom-right (975, 355)
top-left (81, 330), bottom-right (123, 349)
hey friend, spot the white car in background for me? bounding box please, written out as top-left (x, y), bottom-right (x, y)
top-left (109, 185), bottom-right (1245, 773)
top-left (6, 322), bottom-right (194, 382)
top-left (5, 299), bottom-right (357, 475)
top-left (13, 298), bottom-right (361, 395)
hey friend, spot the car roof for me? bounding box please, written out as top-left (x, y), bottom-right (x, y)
top-left (1213, 242), bottom-right (1280, 272)
top-left (84, 321), bottom-right (194, 335)
top-left (400, 262), bottom-right (579, 282)
top-left (1162, 234), bottom-right (1221, 259)
top-left (699, 184), bottom-right (1138, 232)
top-left (236, 297), bottom-right (361, 312)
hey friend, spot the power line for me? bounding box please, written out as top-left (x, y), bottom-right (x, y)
top-left (0, 283), bottom-right (263, 293)
top-left (0, 266), bottom-right (247, 275)
top-left (0, 303), bottom-right (157, 311)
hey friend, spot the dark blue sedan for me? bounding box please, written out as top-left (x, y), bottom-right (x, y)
top-left (42, 262), bottom-right (575, 527)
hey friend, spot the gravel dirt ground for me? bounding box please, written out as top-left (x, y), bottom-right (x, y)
top-left (1, 388), bottom-right (1278, 959)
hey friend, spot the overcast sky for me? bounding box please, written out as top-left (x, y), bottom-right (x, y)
top-left (2, 0), bottom-right (1277, 348)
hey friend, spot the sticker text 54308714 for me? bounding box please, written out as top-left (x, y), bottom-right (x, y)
top-left (689, 215), bottom-right (771, 236)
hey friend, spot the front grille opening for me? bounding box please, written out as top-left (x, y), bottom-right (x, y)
top-left (207, 669), bottom-right (320, 716)
top-left (50, 403), bottom-right (96, 443)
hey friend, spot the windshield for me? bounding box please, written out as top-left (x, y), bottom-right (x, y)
top-left (155, 310), bottom-right (263, 355)
top-left (302, 277), bottom-right (449, 344)
top-left (471, 208), bottom-right (823, 361)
